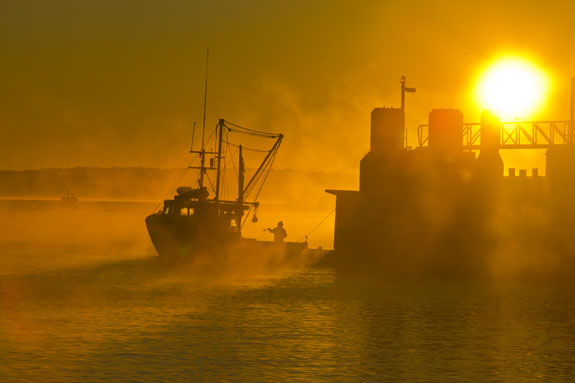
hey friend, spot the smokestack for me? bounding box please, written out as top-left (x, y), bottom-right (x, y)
top-left (476, 110), bottom-right (503, 178)
top-left (360, 108), bottom-right (403, 192)
top-left (428, 109), bottom-right (463, 151)
top-left (370, 108), bottom-right (404, 152)
top-left (480, 110), bottom-right (501, 150)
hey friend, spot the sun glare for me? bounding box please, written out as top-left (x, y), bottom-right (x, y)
top-left (476, 57), bottom-right (549, 121)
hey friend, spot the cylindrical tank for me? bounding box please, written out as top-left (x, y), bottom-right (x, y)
top-left (476, 110), bottom-right (503, 178)
top-left (428, 109), bottom-right (463, 150)
top-left (370, 107), bottom-right (404, 152)
top-left (480, 110), bottom-right (500, 149)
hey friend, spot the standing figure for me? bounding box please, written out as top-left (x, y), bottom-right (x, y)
top-left (266, 221), bottom-right (287, 243)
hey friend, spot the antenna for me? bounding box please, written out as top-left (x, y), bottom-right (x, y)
top-left (199, 47), bottom-right (209, 188)
top-left (202, 47), bottom-right (209, 151)
top-left (401, 76), bottom-right (416, 148)
top-left (190, 122), bottom-right (196, 151)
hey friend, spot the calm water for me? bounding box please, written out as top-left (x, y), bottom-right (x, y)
top-left (1, 201), bottom-right (575, 382)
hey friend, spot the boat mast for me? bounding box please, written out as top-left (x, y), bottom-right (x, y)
top-left (237, 145), bottom-right (245, 233)
top-left (215, 118), bottom-right (225, 201)
top-left (238, 144), bottom-right (245, 203)
top-left (199, 47), bottom-right (209, 189)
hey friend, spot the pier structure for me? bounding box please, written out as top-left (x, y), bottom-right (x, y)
top-left (326, 78), bottom-right (575, 273)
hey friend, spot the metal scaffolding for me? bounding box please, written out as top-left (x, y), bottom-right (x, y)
top-left (417, 120), bottom-right (573, 149)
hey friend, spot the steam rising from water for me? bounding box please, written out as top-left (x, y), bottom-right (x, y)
top-left (0, 200), bottom-right (326, 279)
top-left (1, 192), bottom-right (573, 282)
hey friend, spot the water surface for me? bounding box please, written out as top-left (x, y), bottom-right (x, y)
top-left (1, 201), bottom-right (574, 382)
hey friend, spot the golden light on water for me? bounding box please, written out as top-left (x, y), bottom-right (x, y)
top-left (475, 57), bottom-right (550, 121)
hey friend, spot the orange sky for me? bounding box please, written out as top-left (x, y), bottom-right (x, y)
top-left (0, 0), bottom-right (573, 171)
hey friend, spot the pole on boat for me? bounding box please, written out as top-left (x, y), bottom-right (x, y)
top-left (238, 144), bottom-right (245, 203)
top-left (215, 118), bottom-right (225, 201)
top-left (237, 145), bottom-right (245, 233)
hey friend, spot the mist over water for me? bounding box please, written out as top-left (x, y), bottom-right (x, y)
top-left (1, 201), bottom-right (574, 382)
top-left (1, 0), bottom-right (574, 379)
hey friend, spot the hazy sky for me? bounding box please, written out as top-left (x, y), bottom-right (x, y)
top-left (1, 0), bottom-right (573, 171)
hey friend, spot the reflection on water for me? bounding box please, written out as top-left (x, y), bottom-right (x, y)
top-left (1, 201), bottom-right (575, 382)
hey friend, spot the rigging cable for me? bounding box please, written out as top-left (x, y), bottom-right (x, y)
top-left (252, 147), bottom-right (279, 201)
top-left (224, 120), bottom-right (280, 137)
top-left (240, 144), bottom-right (280, 228)
top-left (225, 129), bottom-right (239, 181)
top-left (243, 142), bottom-right (280, 199)
top-left (190, 122), bottom-right (196, 152)
top-left (223, 140), bottom-right (270, 153)
top-left (205, 172), bottom-right (215, 193)
top-left (298, 208), bottom-right (336, 242)
top-left (221, 160), bottom-right (226, 199)
top-left (227, 127), bottom-right (279, 138)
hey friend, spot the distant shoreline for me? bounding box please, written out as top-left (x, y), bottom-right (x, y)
top-left (0, 167), bottom-right (357, 208)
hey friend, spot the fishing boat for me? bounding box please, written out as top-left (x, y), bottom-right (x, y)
top-left (61, 192), bottom-right (78, 207)
top-left (145, 119), bottom-right (308, 261)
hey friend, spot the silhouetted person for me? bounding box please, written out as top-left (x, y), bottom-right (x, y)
top-left (266, 221), bottom-right (287, 243)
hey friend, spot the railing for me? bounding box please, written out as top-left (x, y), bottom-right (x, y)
top-left (417, 121), bottom-right (573, 149)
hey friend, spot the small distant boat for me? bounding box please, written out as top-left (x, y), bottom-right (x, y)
top-left (61, 192), bottom-right (78, 206)
top-left (145, 119), bottom-right (310, 262)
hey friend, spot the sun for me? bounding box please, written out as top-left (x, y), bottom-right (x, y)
top-left (475, 57), bottom-right (550, 121)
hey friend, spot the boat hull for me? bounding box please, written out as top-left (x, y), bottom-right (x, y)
top-left (145, 213), bottom-right (311, 265)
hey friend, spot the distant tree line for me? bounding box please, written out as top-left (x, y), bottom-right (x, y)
top-left (0, 167), bottom-right (356, 206)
